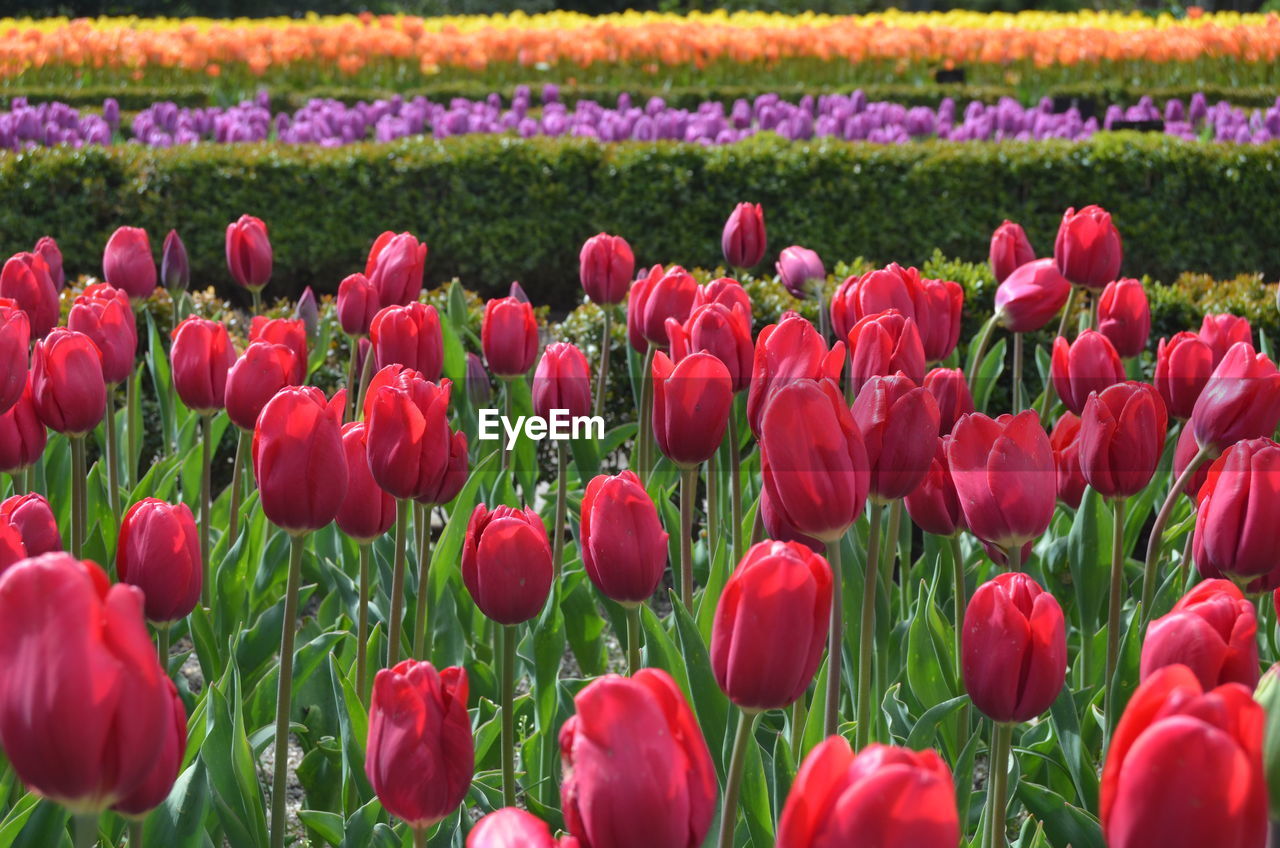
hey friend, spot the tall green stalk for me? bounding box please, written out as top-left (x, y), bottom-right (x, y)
top-left (728, 412), bottom-right (743, 562)
top-left (70, 435), bottom-right (86, 559)
top-left (126, 370), bottom-right (139, 482)
top-left (637, 346), bottom-right (656, 477)
top-left (1105, 498), bottom-right (1127, 738)
top-left (553, 444), bottom-right (568, 578)
top-left (678, 467), bottom-right (696, 609)
top-left (73, 815), bottom-right (98, 848)
top-left (270, 533), bottom-right (307, 848)
top-left (412, 504), bottom-right (433, 660)
top-left (104, 388), bottom-right (121, 531)
top-left (986, 722), bottom-right (1014, 848)
top-left (500, 623), bottom-right (518, 807)
top-left (626, 605), bottom-right (642, 675)
top-left (357, 544), bottom-right (371, 704)
top-left (1011, 333), bottom-right (1024, 412)
top-left (1142, 445), bottom-right (1211, 620)
top-left (825, 535), bottom-right (844, 737)
top-left (856, 503), bottom-right (884, 748)
top-left (1037, 287), bottom-right (1081, 421)
top-left (199, 413), bottom-right (213, 608)
top-left (594, 307), bottom-right (611, 419)
top-left (387, 499), bottom-right (411, 668)
top-left (228, 429), bottom-right (250, 545)
top-left (717, 711), bottom-right (758, 848)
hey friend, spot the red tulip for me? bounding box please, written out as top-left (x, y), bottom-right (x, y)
top-left (904, 437), bottom-right (965, 537)
top-left (948, 411), bottom-right (1055, 554)
top-left (116, 498), bottom-right (202, 623)
top-left (830, 264), bottom-right (916, 342)
top-left (225, 214), bottom-right (272, 292)
top-left (747, 311), bottom-right (844, 437)
top-left (1141, 579), bottom-right (1258, 690)
top-left (1049, 412), bottom-right (1087, 509)
top-left (651, 350), bottom-right (733, 468)
top-left (627, 264), bottom-right (697, 351)
top-left (846, 309), bottom-right (926, 396)
top-left (0, 493), bottom-right (60, 556)
top-left (1078, 381), bottom-right (1168, 499)
top-left (1100, 665), bottom-right (1265, 848)
top-left (32, 329), bottom-right (106, 435)
top-left (0, 298), bottom-right (30, 415)
top-left (712, 540), bottom-right (832, 710)
top-left (1200, 313), bottom-right (1253, 368)
top-left (1050, 329), bottom-right (1126, 415)
top-left (560, 669), bottom-right (716, 848)
top-left (1155, 332), bottom-right (1214, 420)
top-left (666, 302), bottom-right (753, 393)
top-left (0, 519), bottom-right (24, 575)
top-left (693, 277), bottom-right (752, 317)
top-left (533, 342), bottom-right (592, 420)
top-left (1098, 278), bottom-right (1150, 358)
top-left (366, 660), bottom-right (473, 829)
top-left (776, 246), bottom-right (825, 298)
top-left (102, 226), bottom-right (156, 299)
top-left (160, 230), bottom-right (188, 293)
top-left (923, 367), bottom-right (973, 435)
top-left (580, 233), bottom-right (635, 305)
top-left (68, 283), bottom-right (137, 385)
top-left (252, 386), bottom-right (347, 534)
top-left (337, 273), bottom-right (379, 336)
top-left (469, 808), bottom-right (561, 848)
top-left (1193, 438), bottom-right (1280, 588)
top-left (365, 231), bottom-right (426, 308)
top-left (482, 296), bottom-right (538, 377)
top-left (33, 236), bottom-right (64, 292)
top-left (225, 341), bottom-right (298, 431)
top-left (1174, 423), bottom-right (1211, 500)
top-left (0, 554), bottom-right (169, 811)
top-left (1191, 342), bottom-right (1280, 456)
top-left (370, 302), bottom-right (444, 382)
top-left (777, 737), bottom-right (959, 848)
top-left (249, 316), bottom-right (307, 385)
top-left (0, 379), bottom-right (46, 476)
top-left (917, 276), bottom-right (965, 362)
top-left (365, 368), bottom-right (454, 501)
top-left (580, 471), bottom-right (668, 605)
top-left (170, 317), bottom-right (235, 414)
top-left (852, 374), bottom-right (941, 502)
top-left (761, 484), bottom-right (828, 552)
top-left (989, 219), bottom-right (1036, 285)
top-left (462, 504), bottom-right (553, 625)
top-left (0, 252), bottom-right (58, 338)
top-left (722, 202), bottom-right (766, 269)
top-left (760, 378), bottom-right (869, 543)
top-left (1053, 204), bottom-right (1122, 289)
top-left (112, 678), bottom-right (186, 817)
top-left (963, 572), bottom-right (1067, 722)
top-left (417, 429), bottom-right (469, 508)
top-left (993, 258), bottom-right (1072, 334)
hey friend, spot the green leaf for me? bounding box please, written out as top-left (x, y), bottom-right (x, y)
top-left (142, 760), bottom-right (211, 848)
top-left (904, 695), bottom-right (969, 752)
top-left (0, 794), bottom-right (41, 848)
top-left (297, 811), bottom-right (345, 847)
top-left (201, 666), bottom-right (269, 848)
top-left (972, 336), bottom-right (1007, 414)
top-left (671, 590), bottom-right (730, 769)
top-left (1015, 782), bottom-right (1104, 848)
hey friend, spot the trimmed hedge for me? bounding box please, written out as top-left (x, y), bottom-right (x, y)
top-left (0, 133), bottom-right (1278, 308)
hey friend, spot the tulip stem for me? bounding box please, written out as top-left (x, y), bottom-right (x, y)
top-left (885, 500), bottom-right (903, 618)
top-left (388, 499), bottom-right (410, 668)
top-left (251, 288), bottom-right (262, 316)
top-left (270, 532), bottom-right (307, 848)
top-left (1142, 445), bottom-right (1212, 621)
top-left (594, 307), bottom-right (611, 419)
top-left (638, 346), bottom-right (656, 477)
top-left (826, 534), bottom-right (844, 737)
top-left (126, 370), bottom-right (139, 484)
top-left (8, 471), bottom-right (25, 496)
top-left (789, 698), bottom-right (807, 755)
top-left (717, 710), bottom-right (758, 848)
top-left (626, 604), bottom-right (642, 675)
top-left (500, 623), bottom-right (518, 808)
top-left (707, 451), bottom-right (719, 563)
top-left (199, 413), bottom-right (213, 608)
top-left (413, 828), bottom-right (427, 848)
top-left (966, 314), bottom-right (1000, 404)
top-left (1270, 818), bottom-right (1280, 848)
top-left (553, 443), bottom-right (568, 579)
top-left (413, 504), bottom-right (433, 661)
top-left (354, 342), bottom-right (376, 422)
top-left (73, 814), bottom-right (98, 848)
top-left (1012, 333), bottom-right (1024, 412)
top-left (679, 467), bottom-right (696, 609)
top-left (502, 382), bottom-right (513, 473)
top-left (157, 621), bottom-right (171, 675)
top-left (357, 544), bottom-right (371, 704)
top-left (949, 535), bottom-right (966, 681)
top-left (986, 722), bottom-right (1014, 848)
top-left (857, 503), bottom-right (884, 749)
top-left (816, 288), bottom-right (831, 344)
top-left (228, 429), bottom-right (249, 546)
top-left (344, 337), bottom-right (359, 423)
top-left (128, 819), bottom-right (143, 847)
top-left (70, 435), bottom-right (85, 559)
top-left (728, 412), bottom-right (743, 562)
top-left (1105, 498), bottom-right (1127, 735)
top-left (104, 387), bottom-right (121, 532)
top-left (1037, 287), bottom-right (1082, 422)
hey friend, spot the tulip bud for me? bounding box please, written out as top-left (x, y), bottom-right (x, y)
top-left (923, 367), bottom-right (973, 435)
top-left (580, 471), bottom-right (668, 605)
top-left (371, 302), bottom-right (445, 382)
top-left (651, 350), bottom-right (733, 468)
top-left (337, 273), bottom-right (378, 337)
top-left (365, 231), bottom-right (426, 308)
top-left (852, 374), bottom-right (941, 502)
top-left (417, 429), bottom-right (469, 508)
top-left (0, 298), bottom-right (30, 415)
top-left (905, 437), bottom-right (965, 537)
top-left (0, 493), bottom-right (60, 557)
top-left (482, 296), bottom-right (539, 378)
top-left (0, 381), bottom-right (47, 476)
top-left (225, 341), bottom-right (298, 431)
top-left (1101, 665), bottom-right (1266, 848)
top-left (532, 342), bottom-right (592, 421)
top-left (1200, 313), bottom-right (1253, 368)
top-left (468, 808), bottom-right (560, 848)
top-left (829, 263), bottom-right (918, 343)
top-left (252, 386), bottom-right (347, 534)
top-left (627, 264), bottom-right (697, 351)
top-left (666, 302), bottom-right (753, 392)
top-left (1097, 278), bottom-right (1150, 358)
top-left (722, 202), bottom-right (766, 269)
top-left (760, 378), bottom-right (869, 543)
top-left (846, 309), bottom-right (926, 396)
top-left (693, 277), bottom-right (752, 318)
top-left (963, 572), bottom-right (1067, 722)
top-left (249, 316), bottom-right (307, 385)
top-left (0, 518), bottom-right (25, 575)
top-left (1191, 342), bottom-right (1280, 456)
top-left (948, 411), bottom-right (1055, 554)
top-left (365, 369), bottom-right (455, 501)
top-left (989, 219), bottom-right (1036, 285)
top-left (747, 311), bottom-right (845, 437)
top-left (1155, 332), bottom-right (1214, 420)
top-left (160, 229), bottom-right (189, 293)
top-left (103, 226), bottom-right (157, 300)
top-left (225, 214), bottom-right (272, 292)
top-left (0, 554), bottom-right (170, 811)
top-left (32, 329), bottom-right (106, 435)
top-left (509, 281), bottom-right (528, 303)
top-left (777, 737), bottom-right (959, 848)
top-left (33, 236), bottom-right (64, 292)
top-left (1050, 330), bottom-right (1125, 415)
top-left (1053, 204), bottom-right (1122, 289)
top-left (560, 669), bottom-right (717, 848)
top-left (994, 258), bottom-right (1072, 334)
top-left (917, 276), bottom-right (965, 363)
top-left (1141, 579), bottom-right (1258, 690)
top-left (1078, 381), bottom-right (1168, 500)
top-left (776, 246), bottom-right (824, 298)
top-left (1194, 438), bottom-right (1280, 588)
top-left (112, 677), bottom-right (187, 818)
top-left (1049, 412), bottom-right (1087, 509)
top-left (712, 540), bottom-right (832, 711)
top-left (170, 317), bottom-right (235, 414)
top-left (580, 233), bottom-right (635, 305)
top-left (366, 661), bottom-right (473, 830)
top-left (117, 498), bottom-right (202, 623)
top-left (295, 286), bottom-right (319, 340)
top-left (0, 252), bottom-right (58, 338)
top-left (466, 352), bottom-right (492, 408)
top-left (68, 283), bottom-right (137, 385)
top-left (462, 504), bottom-right (553, 625)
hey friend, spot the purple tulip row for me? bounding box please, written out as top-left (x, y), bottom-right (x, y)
top-left (3, 88), bottom-right (1280, 151)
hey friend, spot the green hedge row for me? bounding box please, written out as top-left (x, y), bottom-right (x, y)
top-left (0, 133), bottom-right (1277, 309)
